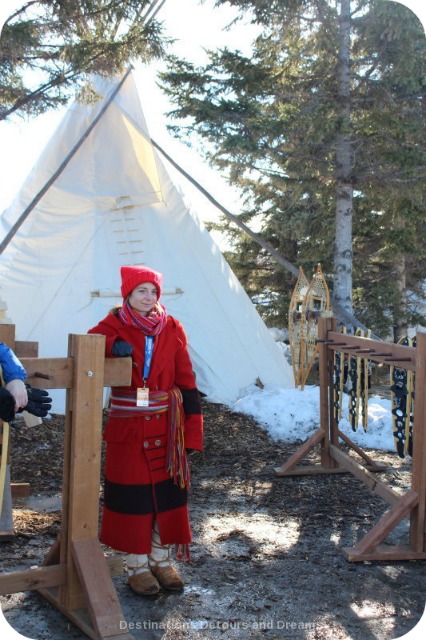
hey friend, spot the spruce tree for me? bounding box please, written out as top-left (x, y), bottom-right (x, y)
top-left (160, 0), bottom-right (426, 336)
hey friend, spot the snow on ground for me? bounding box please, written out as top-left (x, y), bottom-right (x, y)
top-left (233, 384), bottom-right (396, 453)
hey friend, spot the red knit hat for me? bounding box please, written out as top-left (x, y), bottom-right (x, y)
top-left (120, 265), bottom-right (163, 300)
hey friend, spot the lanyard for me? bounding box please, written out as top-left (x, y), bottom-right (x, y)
top-left (143, 336), bottom-right (154, 383)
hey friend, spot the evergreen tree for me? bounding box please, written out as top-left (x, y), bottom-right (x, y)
top-left (160, 0), bottom-right (426, 336)
top-left (0, 0), bottom-right (167, 120)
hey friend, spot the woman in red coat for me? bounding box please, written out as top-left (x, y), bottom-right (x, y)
top-left (88, 265), bottom-right (203, 596)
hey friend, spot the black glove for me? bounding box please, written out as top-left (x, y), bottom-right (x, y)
top-left (111, 340), bottom-right (133, 357)
top-left (19, 386), bottom-right (52, 418)
top-left (0, 387), bottom-right (16, 422)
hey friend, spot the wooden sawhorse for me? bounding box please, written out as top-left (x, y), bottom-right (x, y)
top-left (0, 331), bottom-right (134, 639)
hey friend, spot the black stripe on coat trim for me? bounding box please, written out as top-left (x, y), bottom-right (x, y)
top-left (104, 478), bottom-right (187, 514)
top-left (104, 478), bottom-right (154, 515)
top-left (181, 387), bottom-right (202, 415)
top-left (155, 479), bottom-right (188, 512)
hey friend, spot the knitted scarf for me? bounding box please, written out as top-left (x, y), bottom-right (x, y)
top-left (118, 299), bottom-right (167, 336)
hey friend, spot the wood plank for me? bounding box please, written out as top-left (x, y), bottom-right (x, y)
top-left (104, 357), bottom-right (132, 387)
top-left (22, 357), bottom-right (73, 389)
top-left (410, 332), bottom-right (426, 552)
top-left (60, 334), bottom-right (105, 611)
top-left (350, 489), bottom-right (419, 555)
top-left (0, 463), bottom-right (13, 540)
top-left (14, 341), bottom-right (38, 358)
top-left (37, 589), bottom-right (98, 640)
top-left (274, 428), bottom-right (324, 475)
top-left (20, 354), bottom-right (131, 390)
top-left (11, 482), bottom-right (30, 498)
top-left (43, 536), bottom-right (61, 567)
top-left (337, 430), bottom-right (386, 469)
top-left (326, 330), bottom-right (416, 371)
top-left (318, 316), bottom-right (337, 469)
top-left (280, 463), bottom-right (387, 476)
top-left (343, 544), bottom-right (426, 562)
top-left (330, 444), bottom-right (402, 506)
top-left (0, 564), bottom-right (66, 595)
top-left (0, 325), bottom-right (15, 348)
top-left (72, 538), bottom-right (128, 638)
top-left (37, 588), bottom-right (136, 640)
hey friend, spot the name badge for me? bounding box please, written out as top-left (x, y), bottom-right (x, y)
top-left (137, 387), bottom-right (149, 407)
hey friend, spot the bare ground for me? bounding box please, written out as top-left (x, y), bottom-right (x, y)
top-left (1, 400), bottom-right (425, 640)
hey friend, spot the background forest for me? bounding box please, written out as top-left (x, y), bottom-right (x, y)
top-left (1, 0), bottom-right (425, 340)
top-left (160, 0), bottom-right (426, 340)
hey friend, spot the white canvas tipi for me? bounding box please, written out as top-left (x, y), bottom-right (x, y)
top-left (0, 71), bottom-right (292, 411)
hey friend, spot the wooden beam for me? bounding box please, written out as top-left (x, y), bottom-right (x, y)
top-left (72, 538), bottom-right (129, 639)
top-left (11, 482), bottom-right (30, 498)
top-left (104, 357), bottom-right (131, 387)
top-left (22, 357), bottom-right (73, 389)
top-left (14, 341), bottom-right (38, 358)
top-left (345, 489), bottom-right (419, 557)
top-left (281, 463), bottom-right (388, 476)
top-left (59, 334), bottom-right (106, 611)
top-left (21, 355), bottom-right (131, 390)
top-left (0, 564), bottom-right (66, 595)
top-left (274, 428), bottom-right (324, 476)
top-left (410, 332), bottom-right (426, 552)
top-left (343, 544), bottom-right (426, 562)
top-left (329, 444), bottom-right (404, 506)
top-left (337, 429), bottom-right (387, 470)
top-left (325, 330), bottom-right (416, 371)
top-left (318, 315), bottom-right (337, 469)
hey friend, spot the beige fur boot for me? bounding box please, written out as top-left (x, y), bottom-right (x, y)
top-left (148, 523), bottom-right (184, 591)
top-left (126, 553), bottom-right (159, 596)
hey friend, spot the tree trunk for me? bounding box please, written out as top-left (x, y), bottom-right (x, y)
top-left (333, 0), bottom-right (353, 315)
top-left (393, 212), bottom-right (408, 341)
top-left (393, 253), bottom-right (408, 341)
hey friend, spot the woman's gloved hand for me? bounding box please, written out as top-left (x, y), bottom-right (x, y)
top-left (111, 340), bottom-right (133, 357)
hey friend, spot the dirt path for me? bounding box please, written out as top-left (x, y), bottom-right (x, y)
top-left (1, 401), bottom-right (425, 639)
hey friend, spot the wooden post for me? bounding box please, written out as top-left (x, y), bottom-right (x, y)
top-left (58, 333), bottom-right (106, 611)
top-left (318, 315), bottom-right (336, 469)
top-left (410, 331), bottom-right (426, 553)
top-left (0, 324), bottom-right (16, 539)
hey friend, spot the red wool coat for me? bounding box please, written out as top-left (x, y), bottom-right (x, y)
top-left (88, 310), bottom-right (203, 554)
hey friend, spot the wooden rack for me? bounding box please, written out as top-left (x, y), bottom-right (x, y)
top-left (0, 326), bottom-right (134, 639)
top-left (275, 316), bottom-right (426, 562)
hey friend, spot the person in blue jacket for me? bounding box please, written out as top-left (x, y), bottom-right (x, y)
top-left (0, 342), bottom-right (51, 422)
top-left (0, 342), bottom-right (27, 410)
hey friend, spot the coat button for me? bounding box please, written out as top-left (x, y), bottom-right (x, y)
top-left (144, 441), bottom-right (149, 448)
top-left (156, 415), bottom-right (160, 420)
top-left (154, 439), bottom-right (161, 447)
top-left (145, 416), bottom-right (151, 421)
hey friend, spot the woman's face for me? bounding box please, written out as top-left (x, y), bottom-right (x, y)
top-left (128, 282), bottom-right (158, 316)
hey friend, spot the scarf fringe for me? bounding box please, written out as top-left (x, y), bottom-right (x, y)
top-left (167, 387), bottom-right (191, 491)
top-left (175, 543), bottom-right (191, 562)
